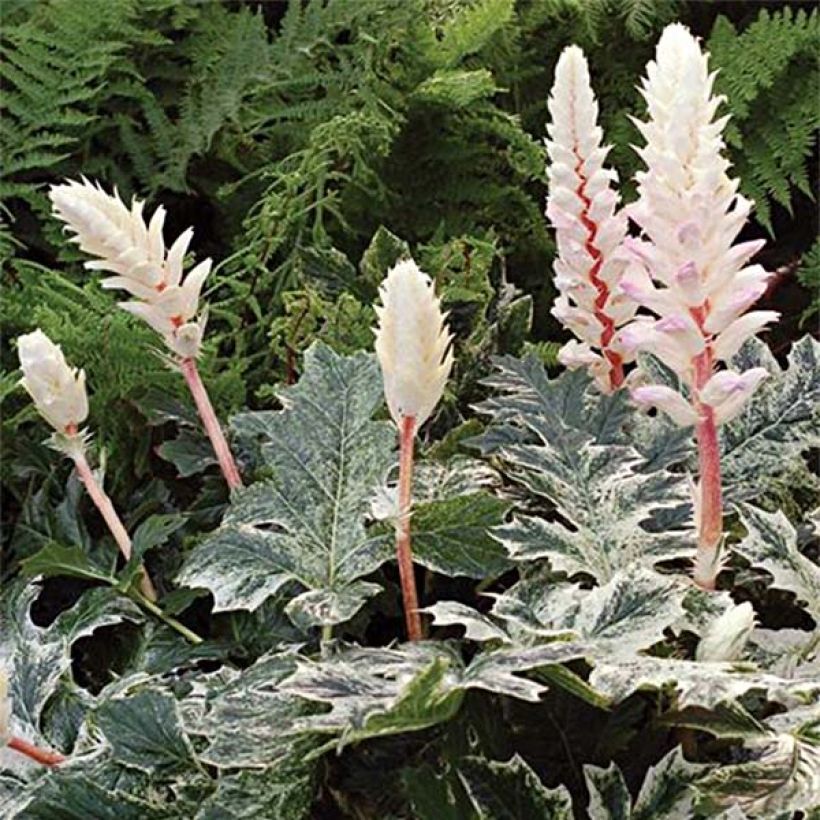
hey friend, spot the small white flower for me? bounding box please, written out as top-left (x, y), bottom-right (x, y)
top-left (696, 601), bottom-right (756, 661)
top-left (18, 330), bottom-right (88, 434)
top-left (49, 178), bottom-right (211, 358)
top-left (0, 667), bottom-right (10, 744)
top-left (374, 259), bottom-right (453, 429)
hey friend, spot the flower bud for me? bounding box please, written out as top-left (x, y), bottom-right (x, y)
top-left (696, 601), bottom-right (756, 662)
top-left (18, 330), bottom-right (88, 434)
top-left (374, 259), bottom-right (453, 429)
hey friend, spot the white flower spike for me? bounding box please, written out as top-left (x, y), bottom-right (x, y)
top-left (618, 24), bottom-right (779, 589)
top-left (374, 258), bottom-right (453, 431)
top-left (374, 257), bottom-right (453, 642)
top-left (18, 330), bottom-right (88, 447)
top-left (545, 45), bottom-right (637, 392)
top-left (49, 177), bottom-right (241, 490)
top-left (49, 178), bottom-right (211, 359)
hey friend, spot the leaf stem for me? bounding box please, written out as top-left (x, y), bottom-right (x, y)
top-left (129, 590), bottom-right (204, 645)
top-left (180, 357), bottom-right (243, 490)
top-left (73, 450), bottom-right (157, 601)
top-left (7, 736), bottom-right (65, 766)
top-left (397, 415), bottom-right (422, 641)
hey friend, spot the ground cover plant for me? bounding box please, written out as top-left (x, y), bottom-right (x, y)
top-left (1, 1), bottom-right (818, 818)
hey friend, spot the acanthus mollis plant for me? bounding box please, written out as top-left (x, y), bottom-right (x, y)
top-left (616, 25), bottom-right (779, 590)
top-left (48, 179), bottom-right (243, 490)
top-left (546, 27), bottom-right (780, 591)
top-left (545, 46), bottom-right (637, 392)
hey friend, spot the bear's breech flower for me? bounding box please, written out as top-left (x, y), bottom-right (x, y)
top-left (49, 178), bottom-right (241, 490)
top-left (545, 46), bottom-right (637, 392)
top-left (618, 24), bottom-right (779, 590)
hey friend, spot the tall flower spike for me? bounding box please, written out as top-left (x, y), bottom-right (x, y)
top-left (49, 178), bottom-right (242, 490)
top-left (545, 46), bottom-right (637, 392)
top-left (618, 24), bottom-right (779, 589)
top-left (374, 259), bottom-right (453, 641)
top-left (49, 178), bottom-right (210, 359)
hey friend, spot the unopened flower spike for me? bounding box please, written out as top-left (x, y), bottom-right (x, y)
top-left (374, 258), bottom-right (453, 641)
top-left (545, 45), bottom-right (637, 392)
top-left (17, 329), bottom-right (89, 458)
top-left (17, 330), bottom-right (158, 601)
top-left (617, 24), bottom-right (779, 590)
top-left (1, 667), bottom-right (65, 766)
top-left (49, 178), bottom-right (241, 490)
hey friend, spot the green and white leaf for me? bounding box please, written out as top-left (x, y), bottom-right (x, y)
top-left (428, 567), bottom-right (688, 658)
top-left (177, 344), bottom-right (395, 628)
top-left (457, 754), bottom-right (574, 819)
top-left (475, 360), bottom-right (693, 582)
top-left (734, 504), bottom-right (820, 620)
top-left (0, 583), bottom-right (142, 743)
top-left (721, 336), bottom-right (820, 502)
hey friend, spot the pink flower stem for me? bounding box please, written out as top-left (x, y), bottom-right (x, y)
top-left (72, 450), bottom-right (157, 601)
top-left (397, 415), bottom-right (423, 641)
top-left (179, 358), bottom-right (242, 491)
top-left (8, 736), bottom-right (65, 766)
top-left (691, 313), bottom-right (723, 590)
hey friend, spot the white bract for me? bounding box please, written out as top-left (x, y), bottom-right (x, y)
top-left (696, 601), bottom-right (756, 662)
top-left (374, 259), bottom-right (453, 429)
top-left (18, 330), bottom-right (88, 436)
top-left (49, 178), bottom-right (211, 358)
top-left (545, 45), bottom-right (636, 392)
top-left (618, 24), bottom-right (778, 425)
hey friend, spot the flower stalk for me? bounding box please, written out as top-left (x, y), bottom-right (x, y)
top-left (72, 447), bottom-right (157, 601)
top-left (180, 357), bottom-right (242, 490)
top-left (397, 414), bottom-right (422, 641)
top-left (7, 736), bottom-right (65, 766)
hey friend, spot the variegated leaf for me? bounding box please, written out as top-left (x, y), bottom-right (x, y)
top-left (721, 336), bottom-right (820, 503)
top-left (734, 504), bottom-right (820, 620)
top-left (474, 359), bottom-right (692, 582)
top-left (695, 701), bottom-right (820, 817)
top-left (177, 343), bottom-right (395, 628)
top-left (428, 567), bottom-right (688, 658)
top-left (458, 754), bottom-right (574, 819)
top-left (0, 583), bottom-right (142, 745)
top-left (279, 639), bottom-right (589, 753)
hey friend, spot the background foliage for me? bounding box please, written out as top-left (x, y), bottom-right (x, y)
top-left (0, 1), bottom-right (818, 818)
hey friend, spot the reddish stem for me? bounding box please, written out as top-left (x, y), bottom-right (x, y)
top-left (73, 451), bottom-right (157, 601)
top-left (691, 307), bottom-right (723, 590)
top-left (180, 358), bottom-right (242, 491)
top-left (397, 415), bottom-right (422, 641)
top-left (8, 736), bottom-right (65, 766)
top-left (572, 153), bottom-right (625, 390)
